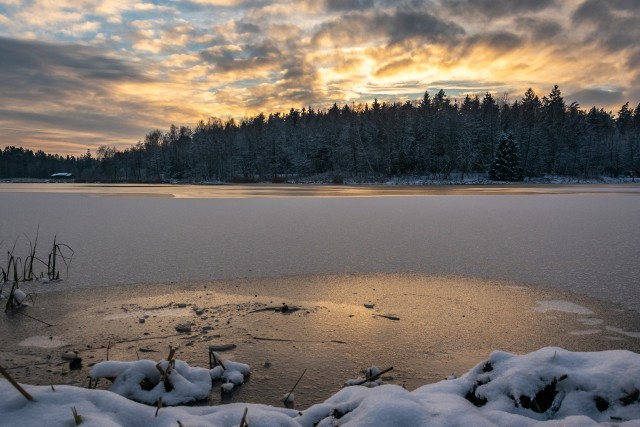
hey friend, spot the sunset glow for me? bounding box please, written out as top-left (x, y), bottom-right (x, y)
top-left (1, 0), bottom-right (639, 155)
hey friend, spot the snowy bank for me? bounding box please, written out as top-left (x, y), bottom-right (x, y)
top-left (2, 347), bottom-right (640, 426)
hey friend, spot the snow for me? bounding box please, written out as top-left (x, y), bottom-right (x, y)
top-left (3, 347), bottom-right (640, 426)
top-left (89, 354), bottom-right (250, 406)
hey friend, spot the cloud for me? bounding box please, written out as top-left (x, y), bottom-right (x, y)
top-left (185, 0), bottom-right (250, 6)
top-left (312, 9), bottom-right (464, 47)
top-left (572, 0), bottom-right (640, 51)
top-left (0, 36), bottom-right (159, 153)
top-left (514, 17), bottom-right (563, 41)
top-left (467, 31), bottom-right (522, 52)
top-left (0, 13), bottom-right (11, 26)
top-left (1, 0), bottom-right (639, 155)
top-left (443, 0), bottom-right (557, 18)
top-left (568, 87), bottom-right (625, 109)
top-left (0, 37), bottom-right (142, 86)
top-left (323, 0), bottom-right (376, 11)
top-left (373, 58), bottom-right (416, 78)
top-left (628, 49), bottom-right (640, 69)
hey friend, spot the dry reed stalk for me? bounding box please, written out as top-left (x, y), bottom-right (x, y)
top-left (0, 364), bottom-right (34, 401)
top-left (239, 408), bottom-right (249, 427)
top-left (284, 368), bottom-right (307, 407)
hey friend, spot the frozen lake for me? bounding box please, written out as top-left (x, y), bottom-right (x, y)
top-left (1, 183), bottom-right (639, 311)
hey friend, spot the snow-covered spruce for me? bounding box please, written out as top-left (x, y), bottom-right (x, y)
top-left (3, 347), bottom-right (640, 426)
top-left (89, 354), bottom-right (250, 406)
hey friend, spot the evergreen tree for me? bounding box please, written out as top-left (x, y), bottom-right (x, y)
top-left (489, 132), bottom-right (523, 181)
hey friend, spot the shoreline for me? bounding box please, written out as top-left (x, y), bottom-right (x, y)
top-left (3, 273), bottom-right (640, 409)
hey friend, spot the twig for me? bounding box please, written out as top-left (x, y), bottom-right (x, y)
top-left (155, 397), bottom-right (163, 417)
top-left (156, 364), bottom-right (173, 392)
top-left (0, 364), bottom-right (34, 401)
top-left (209, 350), bottom-right (226, 370)
top-left (284, 368), bottom-right (307, 405)
top-left (373, 314), bottom-right (400, 321)
top-left (355, 366), bottom-right (394, 385)
top-left (252, 336), bottom-right (346, 344)
top-left (13, 310), bottom-right (54, 326)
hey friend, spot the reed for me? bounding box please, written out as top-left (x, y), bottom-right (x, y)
top-left (71, 407), bottom-right (82, 425)
top-left (0, 230), bottom-right (73, 286)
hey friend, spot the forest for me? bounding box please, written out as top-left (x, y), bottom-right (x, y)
top-left (1, 85), bottom-right (639, 183)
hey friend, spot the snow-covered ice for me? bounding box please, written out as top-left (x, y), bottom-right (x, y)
top-left (3, 347), bottom-right (640, 426)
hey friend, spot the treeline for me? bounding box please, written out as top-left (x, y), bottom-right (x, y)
top-left (0, 147), bottom-right (95, 180)
top-left (2, 85), bottom-right (640, 182)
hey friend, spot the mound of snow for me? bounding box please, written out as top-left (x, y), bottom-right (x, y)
top-left (90, 354), bottom-right (250, 406)
top-left (2, 347), bottom-right (640, 426)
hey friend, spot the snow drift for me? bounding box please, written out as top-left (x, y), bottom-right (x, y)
top-left (2, 347), bottom-right (640, 426)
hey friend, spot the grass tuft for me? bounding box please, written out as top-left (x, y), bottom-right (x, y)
top-left (71, 407), bottom-right (82, 425)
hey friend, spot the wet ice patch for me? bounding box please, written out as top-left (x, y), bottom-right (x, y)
top-left (569, 329), bottom-right (601, 336)
top-left (605, 326), bottom-right (640, 338)
top-left (578, 317), bottom-right (604, 326)
top-left (534, 300), bottom-right (594, 315)
top-left (19, 335), bottom-right (67, 348)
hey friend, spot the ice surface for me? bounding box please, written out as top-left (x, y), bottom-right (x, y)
top-left (1, 184), bottom-right (639, 312)
top-left (18, 335), bottom-right (67, 348)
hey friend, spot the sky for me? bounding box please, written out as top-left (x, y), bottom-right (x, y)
top-left (1, 0), bottom-right (639, 156)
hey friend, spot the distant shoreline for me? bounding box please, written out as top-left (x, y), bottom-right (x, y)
top-left (1, 174), bottom-right (638, 186)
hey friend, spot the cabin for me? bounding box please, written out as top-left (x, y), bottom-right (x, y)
top-left (50, 172), bottom-right (74, 179)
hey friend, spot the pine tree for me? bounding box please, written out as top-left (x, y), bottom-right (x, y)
top-left (489, 132), bottom-right (523, 181)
